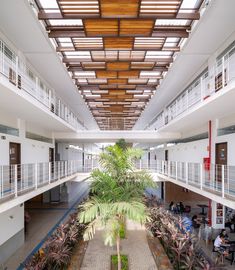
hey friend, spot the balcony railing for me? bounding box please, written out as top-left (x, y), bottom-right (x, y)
top-left (135, 159), bottom-right (235, 200)
top-left (0, 159), bottom-right (98, 202)
top-left (1, 158), bottom-right (235, 205)
top-left (0, 39), bottom-right (84, 130)
top-left (148, 43), bottom-right (235, 130)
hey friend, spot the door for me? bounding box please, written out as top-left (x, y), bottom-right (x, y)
top-left (165, 150), bottom-right (168, 161)
top-left (49, 147), bottom-right (54, 174)
top-left (9, 142), bottom-right (21, 182)
top-left (215, 142), bottom-right (227, 183)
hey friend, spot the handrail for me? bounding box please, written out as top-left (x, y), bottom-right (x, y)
top-left (147, 43), bottom-right (235, 130)
top-left (135, 159), bottom-right (235, 200)
top-left (0, 39), bottom-right (85, 130)
top-left (0, 159), bottom-right (99, 202)
top-left (1, 158), bottom-right (234, 204)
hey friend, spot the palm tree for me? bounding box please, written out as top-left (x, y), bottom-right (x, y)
top-left (78, 141), bottom-right (155, 270)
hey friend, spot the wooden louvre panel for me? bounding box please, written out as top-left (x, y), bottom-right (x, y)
top-left (120, 19), bottom-right (155, 36)
top-left (108, 78), bottom-right (127, 84)
top-left (36, 0), bottom-right (202, 129)
top-left (106, 62), bottom-right (130, 71)
top-left (100, 0), bottom-right (140, 18)
top-left (82, 62), bottom-right (106, 70)
top-left (118, 84), bottom-right (136, 89)
top-left (131, 62), bottom-right (155, 69)
top-left (96, 70), bottom-right (117, 78)
top-left (118, 70), bottom-right (139, 78)
top-left (104, 37), bottom-right (134, 50)
top-left (84, 19), bottom-right (118, 36)
top-left (108, 90), bottom-right (126, 95)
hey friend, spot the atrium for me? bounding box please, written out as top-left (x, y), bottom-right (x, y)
top-left (0, 0), bottom-right (235, 269)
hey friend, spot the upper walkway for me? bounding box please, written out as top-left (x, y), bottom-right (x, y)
top-left (1, 159), bottom-right (235, 213)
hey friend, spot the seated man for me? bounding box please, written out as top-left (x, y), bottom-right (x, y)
top-left (214, 233), bottom-right (229, 256)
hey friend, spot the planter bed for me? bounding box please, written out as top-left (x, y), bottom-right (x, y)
top-left (147, 232), bottom-right (173, 270)
top-left (111, 255), bottom-right (128, 270)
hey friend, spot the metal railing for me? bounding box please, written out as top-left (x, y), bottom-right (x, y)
top-left (147, 43), bottom-right (235, 130)
top-left (0, 159), bottom-right (97, 202)
top-left (1, 158), bottom-right (235, 205)
top-left (0, 39), bottom-right (84, 130)
top-left (135, 159), bottom-right (235, 200)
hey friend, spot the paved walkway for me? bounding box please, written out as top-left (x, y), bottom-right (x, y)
top-left (81, 220), bottom-right (157, 270)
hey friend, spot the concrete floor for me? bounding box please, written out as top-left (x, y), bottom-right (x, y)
top-left (4, 181), bottom-right (89, 270)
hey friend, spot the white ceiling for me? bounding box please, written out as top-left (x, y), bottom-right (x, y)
top-left (0, 0), bottom-right (99, 130)
top-left (134, 0), bottom-right (235, 130)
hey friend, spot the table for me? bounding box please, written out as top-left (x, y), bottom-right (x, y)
top-left (197, 204), bottom-right (208, 215)
top-left (228, 244), bottom-right (235, 265)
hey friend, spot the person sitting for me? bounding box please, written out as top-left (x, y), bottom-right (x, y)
top-left (192, 215), bottom-right (201, 229)
top-left (169, 201), bottom-right (174, 211)
top-left (220, 229), bottom-right (229, 242)
top-left (182, 215), bottom-right (193, 234)
top-left (214, 233), bottom-right (229, 257)
top-left (179, 202), bottom-right (185, 213)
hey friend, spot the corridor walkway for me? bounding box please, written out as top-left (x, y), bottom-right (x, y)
top-left (4, 181), bottom-right (89, 270)
top-left (81, 220), bottom-right (157, 270)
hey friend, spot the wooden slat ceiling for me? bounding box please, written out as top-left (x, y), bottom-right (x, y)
top-left (35, 0), bottom-right (203, 130)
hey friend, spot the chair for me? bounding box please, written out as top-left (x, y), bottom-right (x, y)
top-left (212, 240), bottom-right (224, 265)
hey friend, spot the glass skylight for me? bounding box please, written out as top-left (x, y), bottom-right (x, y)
top-left (180, 0), bottom-right (199, 9)
top-left (39, 0), bottom-right (59, 9)
top-left (156, 19), bottom-right (189, 26)
top-left (49, 20), bottom-right (83, 26)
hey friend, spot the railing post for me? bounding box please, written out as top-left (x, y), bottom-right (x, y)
top-left (161, 160), bottom-right (164, 174)
top-left (35, 163), bottom-right (38, 189)
top-left (14, 165), bottom-right (18, 197)
top-left (48, 162), bottom-right (51, 184)
top-left (0, 166), bottom-right (3, 198)
top-left (222, 56), bottom-right (225, 88)
top-left (185, 162), bottom-right (188, 185)
top-left (200, 164), bottom-right (203, 190)
top-left (175, 161), bottom-right (178, 180)
top-left (168, 161), bottom-right (170, 177)
top-left (222, 165), bottom-right (225, 198)
top-left (200, 76), bottom-right (203, 101)
top-left (139, 159), bottom-right (142, 170)
top-left (65, 161), bottom-right (68, 176)
top-left (91, 158), bottom-right (94, 171)
top-left (58, 161), bottom-right (60, 180)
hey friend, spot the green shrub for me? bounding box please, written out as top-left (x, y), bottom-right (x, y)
top-left (111, 255), bottom-right (128, 270)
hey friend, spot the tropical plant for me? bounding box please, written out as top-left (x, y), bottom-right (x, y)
top-left (78, 141), bottom-right (155, 270)
top-left (24, 211), bottom-right (85, 270)
top-left (147, 207), bottom-right (211, 270)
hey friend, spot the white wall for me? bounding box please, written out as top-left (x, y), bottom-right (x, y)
top-left (0, 204), bottom-right (24, 246)
top-left (167, 139), bottom-right (208, 163)
top-left (151, 132), bottom-right (235, 165)
top-left (0, 112), bottom-right (54, 165)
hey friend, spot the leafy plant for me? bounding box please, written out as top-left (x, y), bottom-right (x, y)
top-left (79, 141), bottom-right (155, 270)
top-left (24, 211), bottom-right (85, 270)
top-left (111, 255), bottom-right (128, 270)
top-left (147, 207), bottom-right (210, 270)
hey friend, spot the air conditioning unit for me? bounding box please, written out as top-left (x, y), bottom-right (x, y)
top-left (9, 67), bottom-right (16, 85)
top-left (18, 75), bottom-right (21, 89)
